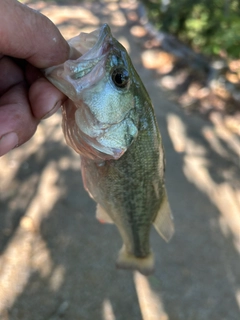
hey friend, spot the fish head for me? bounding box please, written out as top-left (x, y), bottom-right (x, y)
top-left (44, 24), bottom-right (140, 160)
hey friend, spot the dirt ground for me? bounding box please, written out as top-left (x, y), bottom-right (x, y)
top-left (1, 1), bottom-right (240, 319)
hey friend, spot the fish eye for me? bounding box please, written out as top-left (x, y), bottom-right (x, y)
top-left (111, 68), bottom-right (130, 89)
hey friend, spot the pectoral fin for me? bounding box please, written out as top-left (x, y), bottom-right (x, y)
top-left (96, 204), bottom-right (113, 224)
top-left (153, 189), bottom-right (174, 242)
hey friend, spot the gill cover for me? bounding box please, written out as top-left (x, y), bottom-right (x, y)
top-left (44, 24), bottom-right (139, 161)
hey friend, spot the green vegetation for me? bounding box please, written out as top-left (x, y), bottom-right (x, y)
top-left (140, 0), bottom-right (240, 59)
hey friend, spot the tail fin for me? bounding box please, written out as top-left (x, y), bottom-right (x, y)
top-left (116, 245), bottom-right (154, 276)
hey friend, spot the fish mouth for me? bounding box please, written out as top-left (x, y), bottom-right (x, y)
top-left (44, 24), bottom-right (113, 99)
top-left (67, 24), bottom-right (112, 80)
top-left (69, 24), bottom-right (112, 57)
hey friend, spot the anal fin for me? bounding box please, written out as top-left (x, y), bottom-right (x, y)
top-left (96, 204), bottom-right (113, 224)
top-left (153, 188), bottom-right (174, 242)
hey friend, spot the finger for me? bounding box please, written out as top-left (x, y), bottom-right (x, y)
top-left (0, 0), bottom-right (70, 68)
top-left (0, 56), bottom-right (24, 96)
top-left (29, 77), bottom-right (65, 120)
top-left (0, 83), bottom-right (38, 156)
top-left (25, 63), bottom-right (65, 119)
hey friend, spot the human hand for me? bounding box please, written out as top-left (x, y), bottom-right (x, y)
top-left (0, 0), bottom-right (70, 156)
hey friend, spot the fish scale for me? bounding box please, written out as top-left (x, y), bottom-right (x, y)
top-left (81, 105), bottom-right (164, 261)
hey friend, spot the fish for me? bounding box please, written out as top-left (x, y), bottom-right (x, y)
top-left (44, 24), bottom-right (174, 275)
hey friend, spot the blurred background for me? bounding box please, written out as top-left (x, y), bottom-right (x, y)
top-left (0, 0), bottom-right (240, 319)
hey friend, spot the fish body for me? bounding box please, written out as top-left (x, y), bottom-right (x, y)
top-left (44, 24), bottom-right (174, 275)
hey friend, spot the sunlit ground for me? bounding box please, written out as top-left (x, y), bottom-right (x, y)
top-left (0, 1), bottom-right (240, 319)
top-left (168, 112), bottom-right (240, 251)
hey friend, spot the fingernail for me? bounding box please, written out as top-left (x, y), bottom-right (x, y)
top-left (42, 100), bottom-right (62, 120)
top-left (0, 132), bottom-right (19, 157)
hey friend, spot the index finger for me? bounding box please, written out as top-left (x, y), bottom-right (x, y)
top-left (0, 0), bottom-right (70, 68)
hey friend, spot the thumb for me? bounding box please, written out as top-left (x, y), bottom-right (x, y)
top-left (0, 0), bottom-right (70, 68)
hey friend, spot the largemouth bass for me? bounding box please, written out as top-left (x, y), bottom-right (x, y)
top-left (44, 24), bottom-right (174, 275)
